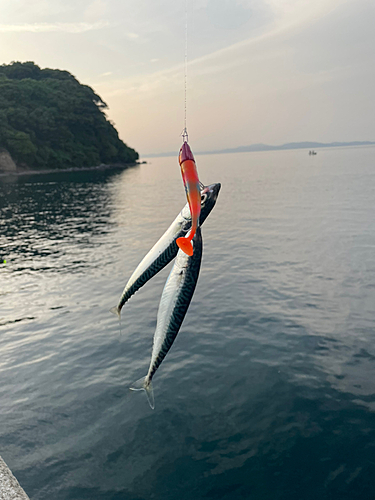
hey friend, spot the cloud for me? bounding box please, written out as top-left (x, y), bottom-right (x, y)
top-left (0, 21), bottom-right (110, 33)
top-left (94, 0), bottom-right (344, 99)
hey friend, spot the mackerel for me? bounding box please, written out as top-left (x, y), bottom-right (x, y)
top-left (130, 226), bottom-right (203, 409)
top-left (111, 183), bottom-right (220, 317)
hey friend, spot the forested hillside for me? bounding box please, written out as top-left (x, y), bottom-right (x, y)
top-left (0, 62), bottom-right (138, 170)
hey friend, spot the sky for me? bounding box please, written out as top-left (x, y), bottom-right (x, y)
top-left (0, 0), bottom-right (374, 156)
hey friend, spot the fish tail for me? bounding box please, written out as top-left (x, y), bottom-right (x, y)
top-left (176, 237), bottom-right (194, 256)
top-left (129, 377), bottom-right (155, 409)
top-left (110, 306), bottom-right (121, 318)
top-left (110, 306), bottom-right (123, 336)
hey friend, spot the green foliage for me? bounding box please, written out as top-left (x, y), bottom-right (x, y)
top-left (0, 61), bottom-right (138, 169)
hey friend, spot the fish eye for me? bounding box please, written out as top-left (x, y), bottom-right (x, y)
top-left (201, 193), bottom-right (208, 204)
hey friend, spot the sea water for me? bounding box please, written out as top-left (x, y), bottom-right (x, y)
top-left (1, 146), bottom-right (375, 499)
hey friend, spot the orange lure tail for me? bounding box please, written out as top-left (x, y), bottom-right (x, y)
top-left (177, 142), bottom-right (201, 256)
top-left (176, 236), bottom-right (194, 256)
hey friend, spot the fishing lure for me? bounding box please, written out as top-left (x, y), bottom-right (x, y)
top-left (176, 141), bottom-right (201, 256)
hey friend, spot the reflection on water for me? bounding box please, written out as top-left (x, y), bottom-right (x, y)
top-left (1, 148), bottom-right (375, 500)
top-left (0, 170), bottom-right (124, 273)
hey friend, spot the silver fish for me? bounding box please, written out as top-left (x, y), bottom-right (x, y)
top-left (130, 226), bottom-right (203, 409)
top-left (111, 183), bottom-right (220, 317)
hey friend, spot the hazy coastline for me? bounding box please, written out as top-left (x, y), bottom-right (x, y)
top-left (142, 141), bottom-right (375, 158)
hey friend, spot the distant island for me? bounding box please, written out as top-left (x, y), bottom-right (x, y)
top-left (0, 61), bottom-right (138, 173)
top-left (143, 141), bottom-right (375, 158)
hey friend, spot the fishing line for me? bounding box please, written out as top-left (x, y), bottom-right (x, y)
top-left (182, 0), bottom-right (189, 143)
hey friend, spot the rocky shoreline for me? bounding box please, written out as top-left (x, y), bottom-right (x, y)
top-left (0, 159), bottom-right (144, 177)
top-left (0, 149), bottom-right (18, 172)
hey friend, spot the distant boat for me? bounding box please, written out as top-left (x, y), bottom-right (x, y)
top-left (308, 150), bottom-right (317, 155)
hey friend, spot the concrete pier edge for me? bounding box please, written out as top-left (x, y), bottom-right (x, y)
top-left (0, 456), bottom-right (30, 500)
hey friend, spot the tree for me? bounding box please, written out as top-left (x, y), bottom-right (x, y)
top-left (0, 62), bottom-right (138, 169)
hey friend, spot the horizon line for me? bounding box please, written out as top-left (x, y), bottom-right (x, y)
top-left (140, 140), bottom-right (375, 159)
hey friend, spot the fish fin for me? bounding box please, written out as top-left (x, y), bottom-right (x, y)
top-left (129, 377), bottom-right (155, 410)
top-left (176, 237), bottom-right (194, 256)
top-left (110, 306), bottom-right (121, 318)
